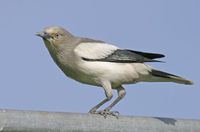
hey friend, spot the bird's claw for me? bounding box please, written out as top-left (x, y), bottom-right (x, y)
top-left (96, 109), bottom-right (120, 119)
top-left (88, 109), bottom-right (96, 114)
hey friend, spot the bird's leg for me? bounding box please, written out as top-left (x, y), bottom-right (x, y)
top-left (99, 86), bottom-right (126, 118)
top-left (89, 80), bottom-right (113, 114)
top-left (89, 98), bottom-right (111, 114)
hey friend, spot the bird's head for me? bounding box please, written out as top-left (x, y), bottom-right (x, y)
top-left (36, 26), bottom-right (74, 46)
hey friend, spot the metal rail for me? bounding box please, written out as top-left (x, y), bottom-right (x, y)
top-left (0, 109), bottom-right (200, 132)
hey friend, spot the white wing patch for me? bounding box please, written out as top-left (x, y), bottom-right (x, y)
top-left (74, 42), bottom-right (119, 59)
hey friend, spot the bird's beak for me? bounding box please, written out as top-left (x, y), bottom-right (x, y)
top-left (35, 32), bottom-right (44, 37)
top-left (35, 32), bottom-right (50, 39)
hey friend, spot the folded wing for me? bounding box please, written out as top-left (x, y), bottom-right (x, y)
top-left (74, 42), bottom-right (165, 63)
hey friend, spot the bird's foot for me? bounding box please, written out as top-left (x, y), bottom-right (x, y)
top-left (88, 109), bottom-right (96, 114)
top-left (96, 109), bottom-right (120, 119)
top-left (89, 108), bottom-right (120, 118)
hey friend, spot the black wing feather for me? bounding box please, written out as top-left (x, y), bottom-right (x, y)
top-left (82, 49), bottom-right (164, 63)
top-left (126, 50), bottom-right (165, 59)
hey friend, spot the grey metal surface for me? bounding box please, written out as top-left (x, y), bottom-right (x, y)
top-left (0, 109), bottom-right (200, 132)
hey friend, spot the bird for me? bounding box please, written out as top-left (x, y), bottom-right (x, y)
top-left (36, 26), bottom-right (193, 118)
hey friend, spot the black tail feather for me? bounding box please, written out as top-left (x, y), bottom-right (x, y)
top-left (151, 69), bottom-right (193, 85)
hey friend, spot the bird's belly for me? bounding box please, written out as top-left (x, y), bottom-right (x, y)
top-left (54, 54), bottom-right (99, 86)
top-left (59, 59), bottom-right (151, 87)
top-left (58, 64), bottom-right (100, 86)
top-left (77, 61), bottom-right (151, 87)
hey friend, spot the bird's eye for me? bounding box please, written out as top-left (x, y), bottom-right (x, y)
top-left (55, 33), bottom-right (59, 37)
top-left (53, 33), bottom-right (60, 39)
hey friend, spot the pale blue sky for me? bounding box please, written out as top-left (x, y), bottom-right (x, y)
top-left (0, 0), bottom-right (199, 119)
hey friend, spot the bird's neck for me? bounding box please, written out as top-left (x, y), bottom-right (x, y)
top-left (43, 39), bottom-right (60, 65)
top-left (43, 39), bottom-right (77, 70)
